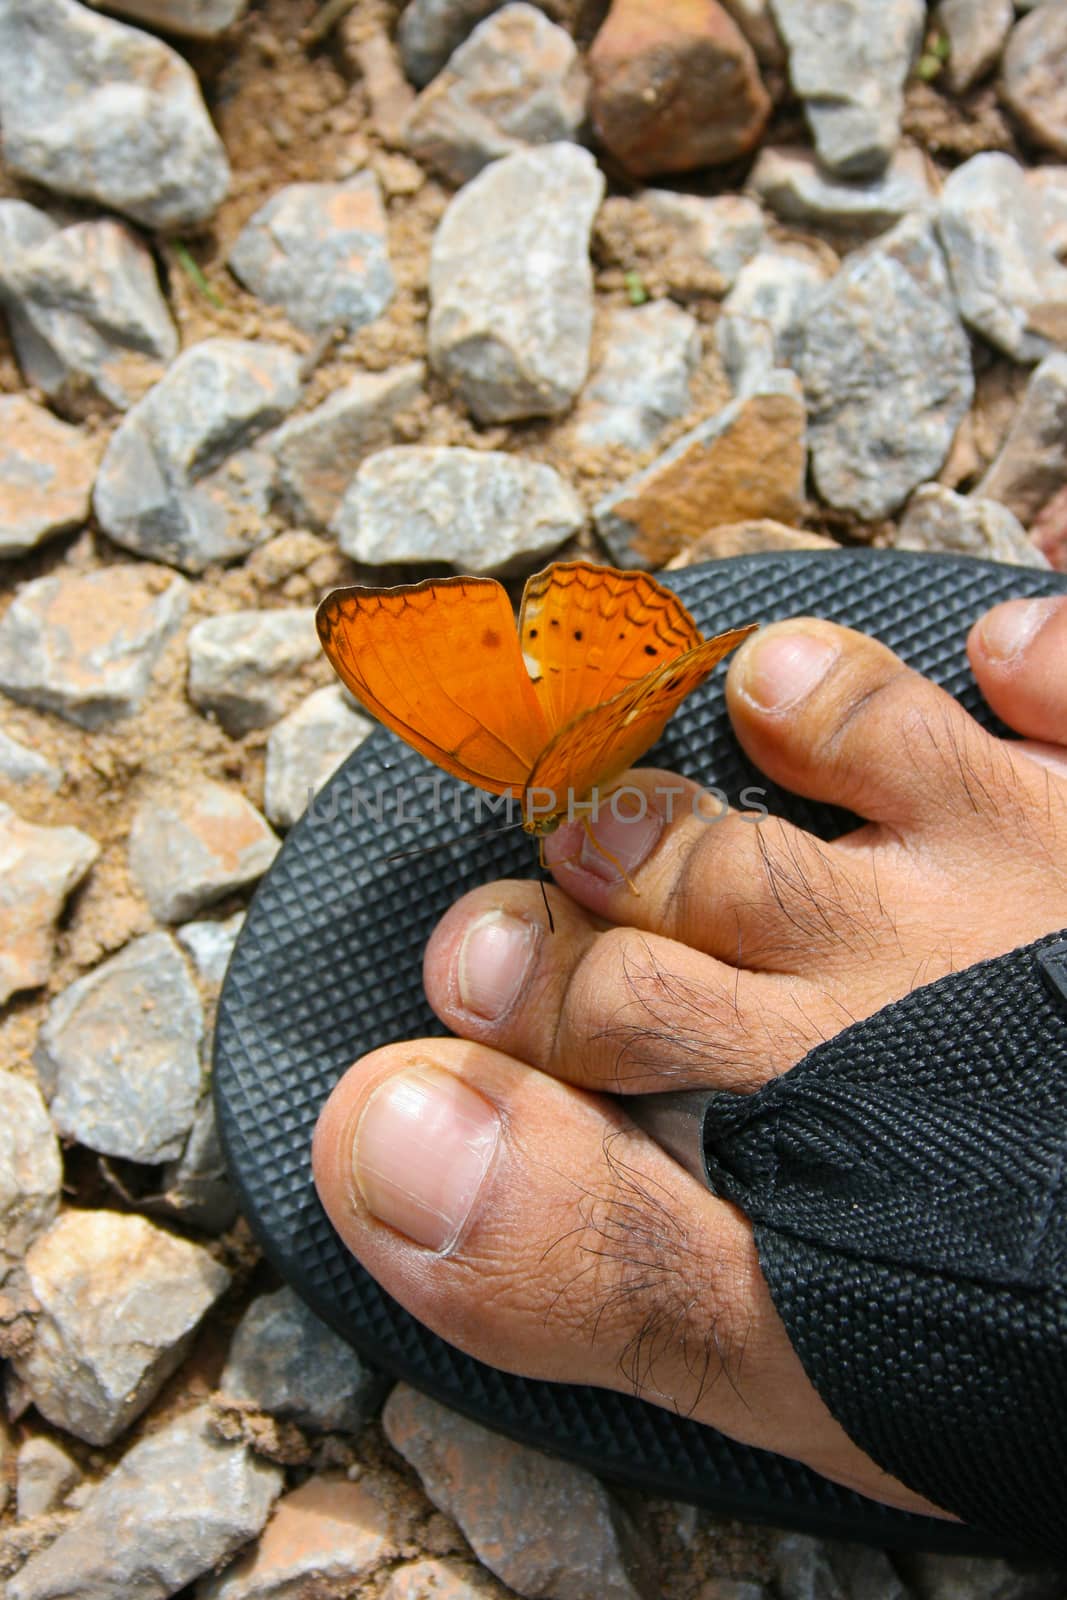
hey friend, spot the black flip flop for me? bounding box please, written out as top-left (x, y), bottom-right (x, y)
top-left (214, 549), bottom-right (1067, 1554)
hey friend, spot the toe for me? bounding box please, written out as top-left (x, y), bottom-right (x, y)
top-left (725, 618), bottom-right (1032, 832)
top-left (423, 880), bottom-right (835, 1094)
top-left (311, 1035), bottom-right (944, 1514)
top-left (968, 596), bottom-right (1067, 775)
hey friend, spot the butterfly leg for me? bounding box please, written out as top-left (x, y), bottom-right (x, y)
top-left (579, 814), bottom-right (641, 895)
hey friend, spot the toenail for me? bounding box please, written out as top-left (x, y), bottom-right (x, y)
top-left (739, 631), bottom-right (838, 711)
top-left (579, 798), bottom-right (663, 882)
top-left (457, 910), bottom-right (536, 1019)
top-left (351, 1065), bottom-right (501, 1252)
top-left (976, 598), bottom-right (1056, 664)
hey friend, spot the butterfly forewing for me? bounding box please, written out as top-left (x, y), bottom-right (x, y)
top-left (316, 578), bottom-right (550, 796)
top-left (528, 624), bottom-right (760, 814)
top-left (519, 562), bottom-right (704, 734)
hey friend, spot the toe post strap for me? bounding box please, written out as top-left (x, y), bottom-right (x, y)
top-left (689, 931), bottom-right (1067, 1559)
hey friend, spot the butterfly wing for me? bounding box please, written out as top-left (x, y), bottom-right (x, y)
top-left (316, 577), bottom-right (550, 796)
top-left (519, 562), bottom-right (704, 733)
top-left (528, 625), bottom-right (759, 813)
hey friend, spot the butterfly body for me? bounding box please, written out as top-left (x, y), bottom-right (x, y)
top-left (315, 561), bottom-right (757, 834)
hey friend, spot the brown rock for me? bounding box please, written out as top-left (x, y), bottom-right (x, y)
top-left (199, 1476), bottom-right (399, 1599)
top-left (383, 1385), bottom-right (654, 1600)
top-left (0, 399), bottom-right (100, 559)
top-left (353, 28), bottom-right (416, 147)
top-left (384, 1557), bottom-right (513, 1600)
top-left (588, 0), bottom-right (770, 177)
top-left (667, 520), bottom-right (838, 566)
top-left (128, 782), bottom-right (280, 923)
top-left (1001, 4), bottom-right (1067, 159)
top-left (595, 381), bottom-right (807, 568)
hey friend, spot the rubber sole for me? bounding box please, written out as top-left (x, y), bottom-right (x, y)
top-left (214, 550), bottom-right (1067, 1553)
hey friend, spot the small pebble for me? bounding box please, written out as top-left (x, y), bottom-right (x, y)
top-left (186, 609), bottom-right (321, 736)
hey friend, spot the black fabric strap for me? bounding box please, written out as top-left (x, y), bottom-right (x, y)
top-left (702, 932), bottom-right (1067, 1558)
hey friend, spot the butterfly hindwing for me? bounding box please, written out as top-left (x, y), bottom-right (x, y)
top-left (316, 577), bottom-right (550, 796)
top-left (519, 562), bottom-right (704, 735)
top-left (528, 625), bottom-right (760, 811)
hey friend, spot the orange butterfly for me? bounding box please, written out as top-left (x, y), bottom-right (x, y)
top-left (316, 561), bottom-right (757, 869)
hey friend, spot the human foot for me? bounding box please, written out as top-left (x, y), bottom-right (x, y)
top-left (312, 594), bottom-right (1067, 1518)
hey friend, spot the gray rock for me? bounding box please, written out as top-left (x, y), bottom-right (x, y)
top-left (823, 1541), bottom-right (911, 1600)
top-left (84, 0), bottom-right (248, 37)
top-left (0, 206), bottom-right (177, 414)
top-left (0, 805), bottom-right (98, 1005)
top-left (0, 565), bottom-right (189, 730)
top-left (572, 301), bottom-right (700, 452)
top-left (272, 362), bottom-right (425, 530)
top-left (336, 445), bottom-right (584, 572)
top-left (1028, 166), bottom-right (1067, 259)
top-left (129, 782), bottom-right (280, 923)
top-left (177, 911), bottom-right (246, 985)
top-left (1000, 3), bottom-right (1067, 159)
top-left (155, 1093), bottom-right (239, 1234)
top-left (186, 609), bottom-right (320, 736)
top-left (0, 0), bottom-right (230, 230)
top-left (198, 1475), bottom-right (401, 1599)
top-left (770, 0), bottom-right (924, 176)
top-left (384, 1384), bottom-right (654, 1600)
top-left (404, 4), bottom-right (586, 186)
top-left (429, 142), bottom-right (604, 422)
top-left (895, 483), bottom-right (1047, 568)
top-left (749, 144), bottom-right (932, 236)
top-left (771, 1533), bottom-right (845, 1600)
top-left (0, 398), bottom-right (99, 558)
top-left (640, 190), bottom-right (765, 295)
top-left (219, 1285), bottom-right (386, 1434)
top-left (800, 216), bottom-right (974, 519)
top-left (35, 931), bottom-right (204, 1164)
top-left (937, 152), bottom-right (1067, 363)
top-left (899, 1553), bottom-right (1065, 1600)
top-left (16, 1438), bottom-right (82, 1521)
top-left (0, 729), bottom-right (61, 790)
top-left (398, 0), bottom-right (505, 86)
top-left (934, 0), bottom-right (1013, 93)
top-left (94, 339), bottom-right (302, 573)
top-left (714, 312), bottom-right (779, 397)
top-left (8, 1405), bottom-right (282, 1600)
top-left (12, 1213), bottom-right (230, 1446)
top-left (229, 174), bottom-right (393, 336)
top-left (722, 246), bottom-right (830, 367)
top-left (976, 353), bottom-right (1067, 521)
top-left (0, 1071), bottom-right (62, 1284)
top-left (265, 686), bottom-right (373, 830)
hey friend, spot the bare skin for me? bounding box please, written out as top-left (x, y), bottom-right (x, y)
top-left (313, 595), bottom-right (1067, 1519)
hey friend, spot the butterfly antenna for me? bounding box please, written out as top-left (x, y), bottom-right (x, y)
top-left (385, 820), bottom-right (522, 864)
